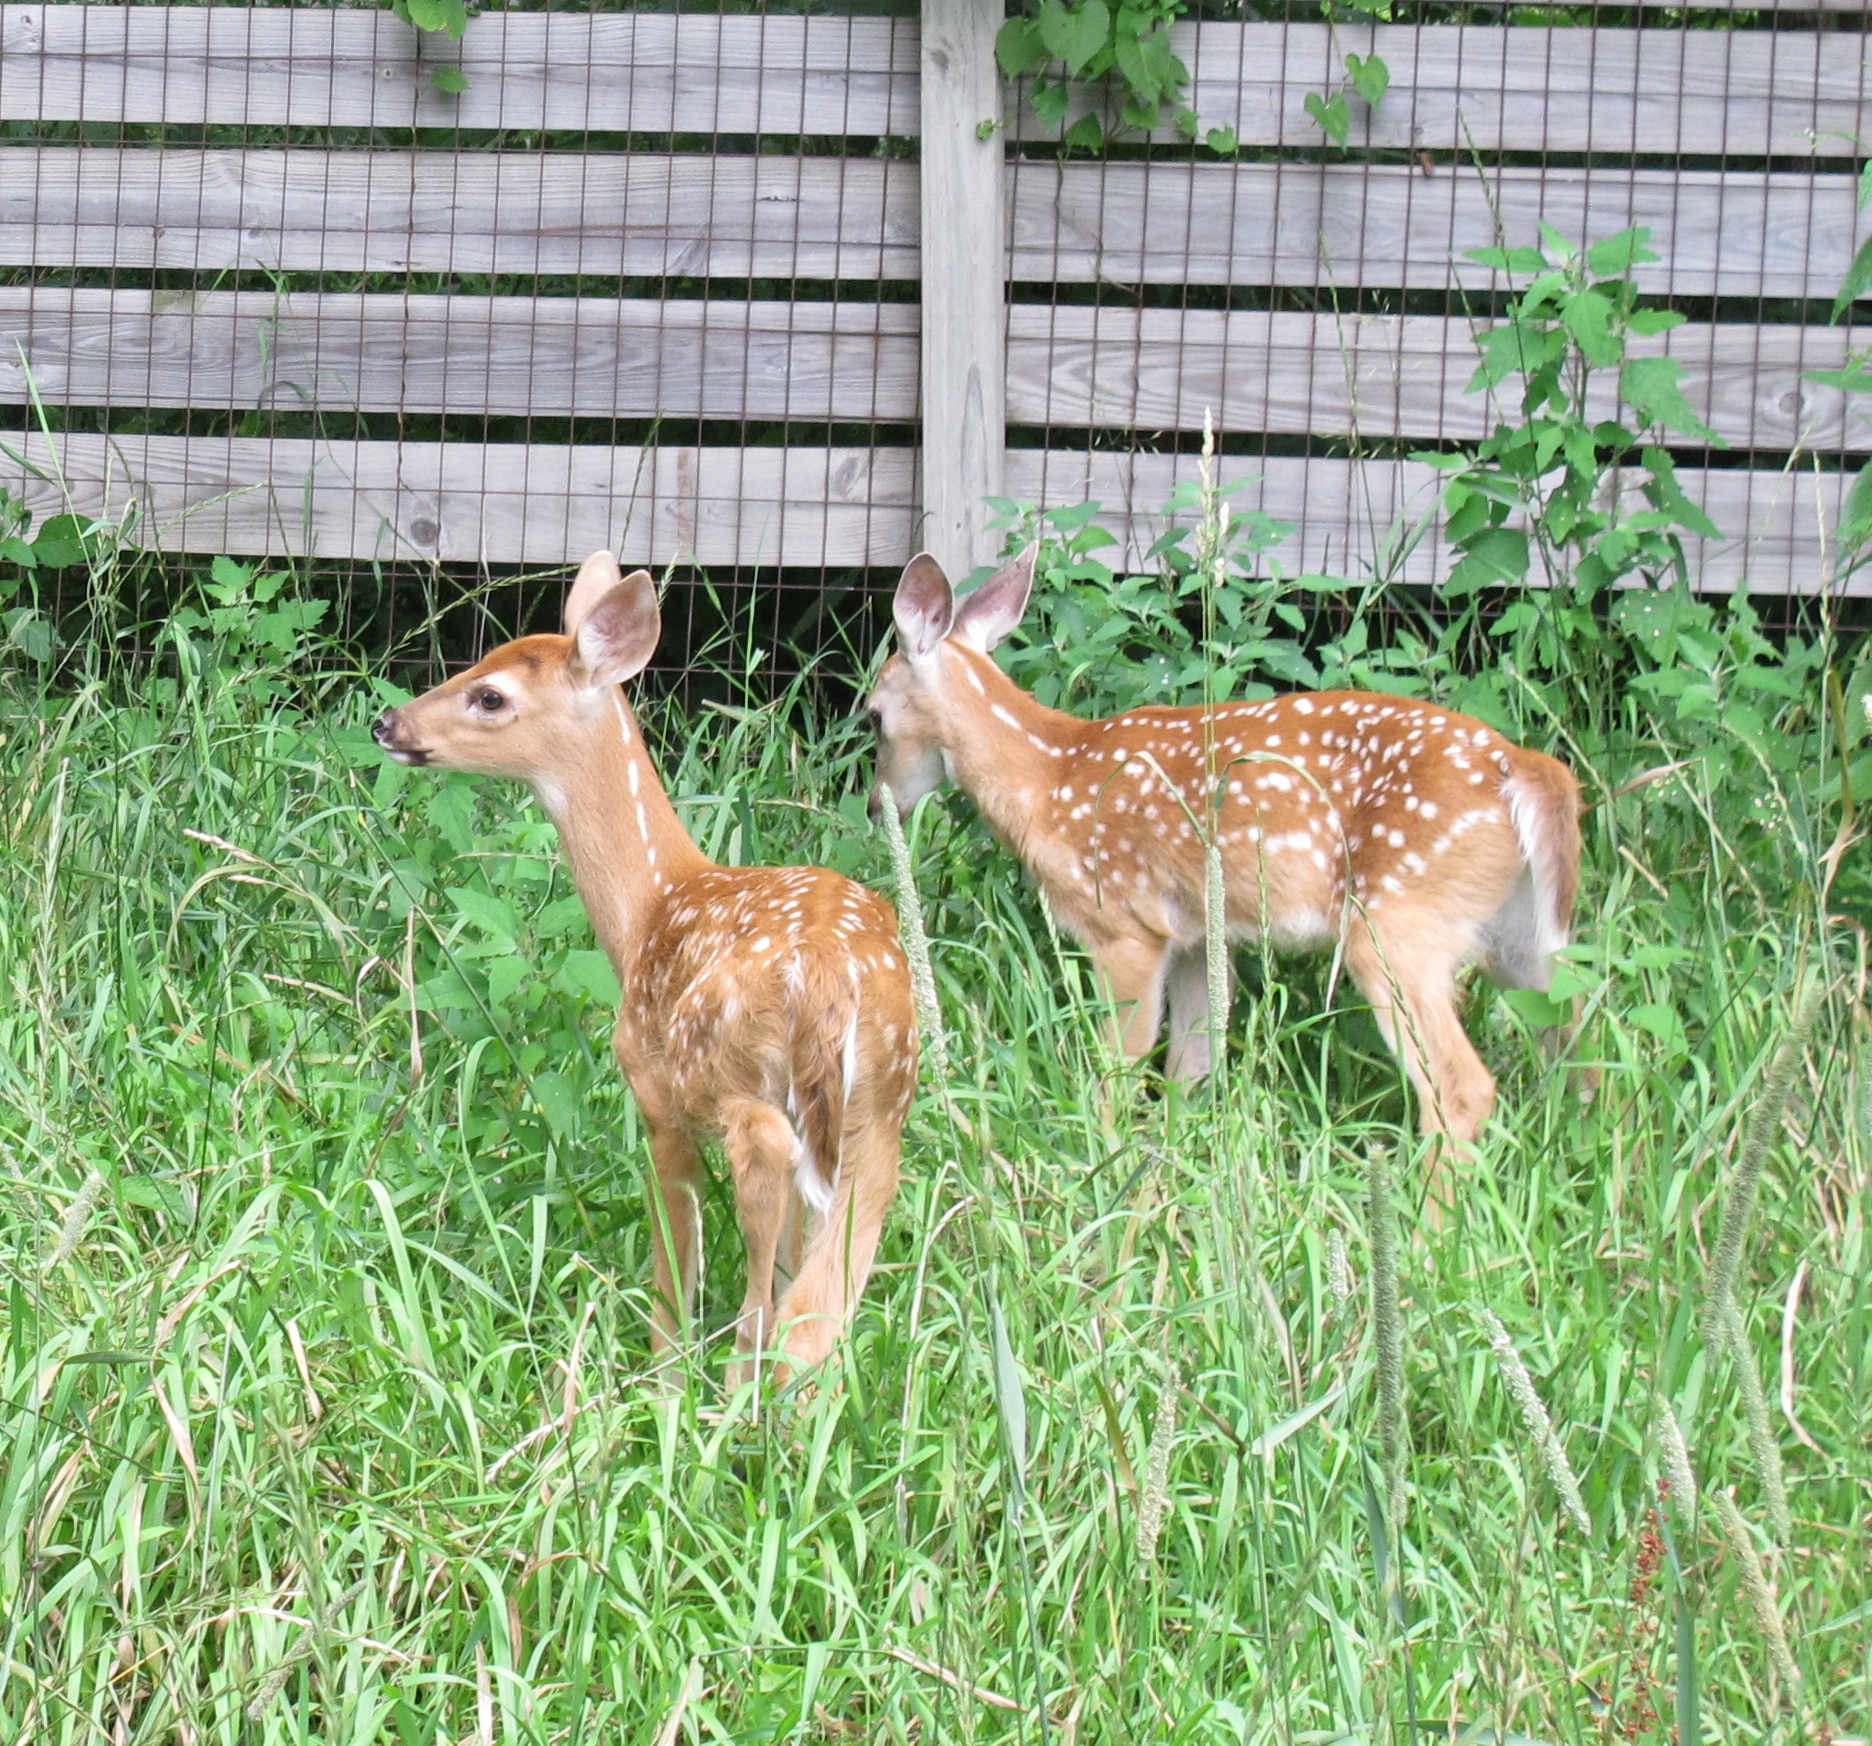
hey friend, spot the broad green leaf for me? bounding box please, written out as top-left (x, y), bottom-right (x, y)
top-left (529, 1070), bottom-right (581, 1138)
top-left (995, 17), bottom-right (1047, 79)
top-left (1445, 527), bottom-right (1529, 595)
top-left (1206, 123), bottom-right (1239, 155)
top-left (1640, 447), bottom-right (1722, 538)
top-left (7, 608), bottom-right (52, 662)
top-left (555, 949), bottom-right (622, 1005)
top-left (1465, 245), bottom-right (1550, 274)
top-left (1586, 226), bottom-right (1656, 277)
top-left (1344, 51), bottom-right (1389, 107)
top-left (30, 513), bottom-right (93, 568)
top-left (1035, 0), bottom-right (1108, 78)
top-left (1832, 231), bottom-right (1872, 323)
top-left (430, 65), bottom-right (469, 95)
top-left (1030, 75), bottom-right (1069, 128)
top-left (1063, 111), bottom-right (1106, 153)
top-left (448, 886), bottom-right (520, 945)
top-left (1838, 457), bottom-right (1872, 557)
top-left (1560, 289), bottom-right (1620, 367)
top-left (1628, 308), bottom-right (1686, 336)
top-left (1621, 356), bottom-right (1719, 444)
top-left (1303, 89), bottom-right (1350, 146)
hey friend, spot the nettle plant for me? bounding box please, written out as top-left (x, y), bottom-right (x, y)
top-left (0, 484), bottom-right (104, 668)
top-left (983, 491), bottom-right (1314, 717)
top-left (1421, 227), bottom-right (1728, 676)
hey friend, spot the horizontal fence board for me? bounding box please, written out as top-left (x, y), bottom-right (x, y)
top-left (0, 289), bottom-right (923, 421)
top-left (1018, 161), bottom-right (1867, 299)
top-left (4, 148), bottom-right (1862, 302)
top-left (0, 431), bottom-right (918, 568)
top-left (0, 7), bottom-right (920, 133)
top-left (1026, 22), bottom-right (1871, 155)
top-left (1006, 450), bottom-right (1854, 591)
top-left (1007, 306), bottom-right (1864, 450)
top-left (5, 288), bottom-right (1859, 451)
top-left (0, 148), bottom-right (918, 278)
top-left (4, 8), bottom-right (1862, 157)
top-left (0, 433), bottom-right (1852, 591)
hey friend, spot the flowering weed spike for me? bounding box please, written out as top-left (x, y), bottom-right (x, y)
top-left (1478, 1306), bottom-right (1592, 1538)
top-left (879, 790), bottom-right (948, 1081)
top-left (44, 1168), bottom-right (104, 1272)
top-left (1368, 1148), bottom-right (1407, 1539)
top-left (1713, 1487), bottom-right (1802, 1704)
top-left (1657, 1401), bottom-right (1699, 1518)
top-left (1136, 1365), bottom-right (1180, 1567)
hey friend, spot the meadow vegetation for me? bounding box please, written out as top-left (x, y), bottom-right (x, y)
top-left (2, 221), bottom-right (1869, 1746)
top-left (0, 490), bottom-right (1866, 1744)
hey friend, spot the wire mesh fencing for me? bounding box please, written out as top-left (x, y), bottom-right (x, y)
top-left (0, 0), bottom-right (1865, 687)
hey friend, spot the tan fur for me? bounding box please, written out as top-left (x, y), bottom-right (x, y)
top-left (375, 557), bottom-right (917, 1383)
top-left (869, 552), bottom-right (1583, 1206)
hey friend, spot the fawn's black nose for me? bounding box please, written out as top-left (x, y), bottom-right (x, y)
top-left (372, 710), bottom-right (396, 747)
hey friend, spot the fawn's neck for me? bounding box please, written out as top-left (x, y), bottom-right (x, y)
top-left (534, 689), bottom-right (709, 974)
top-left (938, 643), bottom-right (1083, 858)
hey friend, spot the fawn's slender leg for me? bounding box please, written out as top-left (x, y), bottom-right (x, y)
top-left (773, 1126), bottom-right (902, 1377)
top-left (1090, 933), bottom-right (1172, 1063)
top-left (720, 1098), bottom-right (797, 1371)
top-left (1345, 916), bottom-right (1496, 1217)
top-left (644, 1122), bottom-right (705, 1352)
top-left (1164, 939), bottom-right (1229, 1080)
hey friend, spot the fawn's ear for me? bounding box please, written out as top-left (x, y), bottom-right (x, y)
top-left (571, 570), bottom-right (660, 688)
top-left (563, 550), bottom-right (624, 636)
top-left (951, 544), bottom-right (1037, 653)
top-left (892, 553), bottom-right (955, 664)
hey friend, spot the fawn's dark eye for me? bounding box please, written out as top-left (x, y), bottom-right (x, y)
top-left (475, 688), bottom-right (504, 713)
top-left (866, 706), bottom-right (883, 731)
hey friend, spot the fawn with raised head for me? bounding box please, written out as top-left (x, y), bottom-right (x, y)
top-left (374, 553), bottom-right (917, 1381)
top-left (867, 547), bottom-right (1581, 1170)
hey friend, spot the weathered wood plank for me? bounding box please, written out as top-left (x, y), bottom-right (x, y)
top-left (4, 8), bottom-right (1861, 157)
top-left (4, 147), bottom-right (1860, 303)
top-left (0, 7), bottom-right (919, 133)
top-left (1006, 306), bottom-right (1863, 451)
top-left (0, 432), bottom-right (919, 567)
top-left (0, 433), bottom-right (1850, 591)
top-left (1021, 21), bottom-right (1871, 154)
top-left (1017, 161), bottom-right (1867, 299)
top-left (1004, 449), bottom-right (1856, 592)
top-left (918, 0), bottom-right (1006, 577)
top-left (0, 288), bottom-right (922, 421)
top-left (0, 147), bottom-right (918, 278)
top-left (6, 287), bottom-right (1855, 452)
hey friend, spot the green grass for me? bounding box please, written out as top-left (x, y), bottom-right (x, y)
top-left (0, 577), bottom-right (1867, 1746)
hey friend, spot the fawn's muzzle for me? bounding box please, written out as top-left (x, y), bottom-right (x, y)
top-left (373, 709), bottom-right (429, 765)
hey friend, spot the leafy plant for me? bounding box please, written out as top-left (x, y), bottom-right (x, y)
top-left (386, 0), bottom-right (472, 93)
top-left (0, 483), bottom-right (104, 666)
top-left (1425, 226), bottom-right (1723, 609)
top-left (982, 491), bottom-right (1312, 717)
top-left (1805, 157), bottom-right (1872, 584)
top-left (996, 0), bottom-right (1196, 153)
top-left (1303, 50), bottom-right (1390, 149)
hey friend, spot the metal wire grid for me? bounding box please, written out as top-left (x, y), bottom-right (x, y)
top-left (0, 0), bottom-right (1866, 690)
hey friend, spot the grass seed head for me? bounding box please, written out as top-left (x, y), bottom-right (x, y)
top-left (1136, 1366), bottom-right (1180, 1567)
top-left (44, 1168), bottom-right (105, 1272)
top-left (1478, 1306), bottom-right (1592, 1538)
top-left (1657, 1401), bottom-right (1699, 1518)
top-left (1713, 1486), bottom-right (1802, 1704)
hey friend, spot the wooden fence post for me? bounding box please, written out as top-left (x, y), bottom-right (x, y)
top-left (918, 0), bottom-right (1006, 577)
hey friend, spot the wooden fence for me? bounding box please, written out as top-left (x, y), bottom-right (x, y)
top-left (0, 1), bottom-right (1866, 592)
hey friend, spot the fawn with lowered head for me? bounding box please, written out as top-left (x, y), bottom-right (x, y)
top-left (373, 553), bottom-right (917, 1381)
top-left (868, 547), bottom-right (1581, 1174)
